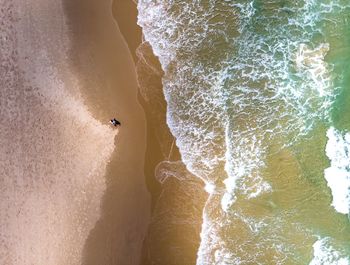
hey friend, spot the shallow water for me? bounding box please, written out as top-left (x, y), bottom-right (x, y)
top-left (138, 0), bottom-right (350, 264)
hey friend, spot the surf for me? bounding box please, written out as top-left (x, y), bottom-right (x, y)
top-left (137, 0), bottom-right (350, 263)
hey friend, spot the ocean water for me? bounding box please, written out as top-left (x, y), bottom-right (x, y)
top-left (138, 0), bottom-right (350, 264)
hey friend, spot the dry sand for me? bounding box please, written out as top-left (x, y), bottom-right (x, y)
top-left (0, 0), bottom-right (150, 264)
top-left (0, 0), bottom-right (206, 263)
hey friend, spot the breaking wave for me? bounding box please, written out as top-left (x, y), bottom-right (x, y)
top-left (310, 237), bottom-right (349, 265)
top-left (324, 127), bottom-right (350, 215)
top-left (137, 0), bottom-right (350, 263)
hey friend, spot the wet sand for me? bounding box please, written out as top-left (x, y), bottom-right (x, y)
top-left (112, 0), bottom-right (141, 62)
top-left (0, 0), bottom-right (206, 263)
top-left (62, 0), bottom-right (151, 264)
top-left (1, 0), bottom-right (150, 264)
top-left (113, 1), bottom-right (208, 264)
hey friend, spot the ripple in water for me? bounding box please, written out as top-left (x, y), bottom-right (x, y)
top-left (138, 0), bottom-right (350, 264)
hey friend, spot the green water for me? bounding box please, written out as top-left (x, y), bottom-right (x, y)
top-left (325, 6), bottom-right (350, 131)
top-left (138, 0), bottom-right (350, 263)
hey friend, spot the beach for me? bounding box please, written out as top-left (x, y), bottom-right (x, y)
top-left (0, 0), bottom-right (150, 264)
top-left (3, 0), bottom-right (349, 264)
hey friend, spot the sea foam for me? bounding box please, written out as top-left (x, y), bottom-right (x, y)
top-left (310, 238), bottom-right (349, 265)
top-left (137, 0), bottom-right (350, 263)
top-left (324, 127), bottom-right (350, 215)
top-left (295, 43), bottom-right (331, 97)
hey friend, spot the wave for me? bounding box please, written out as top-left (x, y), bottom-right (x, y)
top-left (137, 0), bottom-right (350, 263)
top-left (137, 0), bottom-right (345, 197)
top-left (324, 127), bottom-right (350, 215)
top-left (310, 237), bottom-right (349, 265)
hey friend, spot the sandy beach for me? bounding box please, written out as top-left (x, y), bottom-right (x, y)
top-left (0, 0), bottom-right (150, 264)
top-left (63, 0), bottom-right (151, 263)
top-left (0, 0), bottom-right (209, 264)
top-left (113, 2), bottom-right (208, 265)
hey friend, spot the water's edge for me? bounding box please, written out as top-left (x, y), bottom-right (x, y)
top-left (113, 0), bottom-right (207, 264)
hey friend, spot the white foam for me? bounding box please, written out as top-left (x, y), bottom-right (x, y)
top-left (324, 127), bottom-right (350, 215)
top-left (295, 43), bottom-right (331, 97)
top-left (214, 248), bottom-right (242, 265)
top-left (232, 1), bottom-right (256, 33)
top-left (245, 177), bottom-right (272, 199)
top-left (221, 192), bottom-right (236, 212)
top-left (310, 238), bottom-right (349, 265)
top-left (137, 0), bottom-right (350, 263)
top-left (220, 131), bottom-right (271, 212)
top-left (204, 182), bottom-right (216, 194)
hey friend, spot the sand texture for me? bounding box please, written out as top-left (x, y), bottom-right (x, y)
top-left (0, 0), bottom-right (150, 264)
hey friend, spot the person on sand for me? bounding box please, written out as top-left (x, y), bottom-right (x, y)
top-left (110, 118), bottom-right (121, 127)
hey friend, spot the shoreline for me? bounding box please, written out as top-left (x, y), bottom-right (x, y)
top-left (112, 0), bottom-right (178, 209)
top-left (62, 0), bottom-right (151, 264)
top-left (113, 1), bottom-right (207, 264)
top-left (0, 0), bottom-right (206, 263)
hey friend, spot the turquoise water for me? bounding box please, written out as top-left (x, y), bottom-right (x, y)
top-left (138, 0), bottom-right (350, 264)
